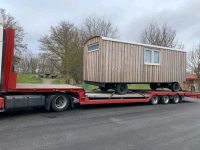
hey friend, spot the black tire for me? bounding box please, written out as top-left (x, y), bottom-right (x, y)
top-left (171, 82), bottom-right (180, 92)
top-left (115, 84), bottom-right (128, 94)
top-left (160, 96), bottom-right (170, 104)
top-left (171, 95), bottom-right (180, 104)
top-left (99, 86), bottom-right (108, 92)
top-left (150, 84), bottom-right (157, 90)
top-left (150, 96), bottom-right (159, 105)
top-left (51, 94), bottom-right (70, 112)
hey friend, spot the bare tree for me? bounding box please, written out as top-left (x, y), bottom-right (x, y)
top-left (82, 15), bottom-right (118, 39)
top-left (29, 54), bottom-right (38, 74)
top-left (39, 21), bottom-right (83, 83)
top-left (0, 8), bottom-right (27, 55)
top-left (39, 16), bottom-right (118, 82)
top-left (37, 52), bottom-right (60, 74)
top-left (141, 22), bottom-right (184, 49)
top-left (187, 43), bottom-right (200, 90)
top-left (16, 52), bottom-right (39, 73)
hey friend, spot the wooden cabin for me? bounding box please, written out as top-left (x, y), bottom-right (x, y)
top-left (83, 36), bottom-right (186, 94)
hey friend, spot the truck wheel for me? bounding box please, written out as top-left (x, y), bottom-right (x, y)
top-left (171, 95), bottom-right (180, 104)
top-left (99, 86), bottom-right (108, 92)
top-left (150, 83), bottom-right (157, 90)
top-left (150, 96), bottom-right (159, 105)
top-left (170, 82), bottom-right (180, 92)
top-left (51, 94), bottom-right (70, 112)
top-left (116, 84), bottom-right (128, 94)
top-left (160, 96), bottom-right (170, 104)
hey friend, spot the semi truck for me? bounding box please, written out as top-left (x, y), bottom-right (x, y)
top-left (0, 17), bottom-right (200, 113)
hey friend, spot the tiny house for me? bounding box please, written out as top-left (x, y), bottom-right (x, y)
top-left (83, 36), bottom-right (186, 94)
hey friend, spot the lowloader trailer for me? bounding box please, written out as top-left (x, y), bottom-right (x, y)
top-left (0, 20), bottom-right (200, 112)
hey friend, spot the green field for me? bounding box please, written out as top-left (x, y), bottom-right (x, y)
top-left (17, 74), bottom-right (43, 84)
top-left (51, 78), bottom-right (76, 85)
top-left (51, 79), bottom-right (63, 84)
top-left (129, 84), bottom-right (150, 89)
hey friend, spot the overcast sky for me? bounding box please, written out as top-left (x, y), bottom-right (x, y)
top-left (1, 0), bottom-right (200, 52)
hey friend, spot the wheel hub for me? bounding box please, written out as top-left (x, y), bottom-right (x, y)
top-left (151, 96), bottom-right (158, 104)
top-left (163, 96), bottom-right (169, 104)
top-left (55, 96), bottom-right (67, 109)
top-left (173, 95), bottom-right (179, 103)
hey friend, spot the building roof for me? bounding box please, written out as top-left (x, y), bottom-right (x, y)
top-left (102, 36), bottom-right (186, 52)
top-left (84, 36), bottom-right (186, 52)
top-left (186, 73), bottom-right (198, 80)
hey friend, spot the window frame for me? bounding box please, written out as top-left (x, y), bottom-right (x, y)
top-left (87, 43), bottom-right (100, 52)
top-left (144, 49), bottom-right (161, 65)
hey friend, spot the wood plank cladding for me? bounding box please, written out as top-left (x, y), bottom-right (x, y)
top-left (83, 36), bottom-right (186, 84)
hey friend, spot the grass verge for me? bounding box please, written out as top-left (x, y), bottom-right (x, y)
top-left (17, 74), bottom-right (43, 84)
top-left (51, 79), bottom-right (63, 84)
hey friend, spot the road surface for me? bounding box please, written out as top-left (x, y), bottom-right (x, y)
top-left (0, 98), bottom-right (200, 150)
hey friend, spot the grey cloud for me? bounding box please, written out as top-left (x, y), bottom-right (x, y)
top-left (1, 0), bottom-right (199, 52)
top-left (120, 0), bottom-right (200, 50)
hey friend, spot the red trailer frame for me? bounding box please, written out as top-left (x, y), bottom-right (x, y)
top-left (0, 27), bottom-right (200, 112)
top-left (80, 91), bottom-right (200, 105)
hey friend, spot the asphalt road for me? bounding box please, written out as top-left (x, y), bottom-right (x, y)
top-left (1, 98), bottom-right (200, 150)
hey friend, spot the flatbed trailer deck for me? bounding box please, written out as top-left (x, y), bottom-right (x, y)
top-left (0, 20), bottom-right (200, 113)
top-left (82, 90), bottom-right (200, 105)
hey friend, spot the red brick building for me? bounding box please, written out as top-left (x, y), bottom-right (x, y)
top-left (183, 73), bottom-right (198, 91)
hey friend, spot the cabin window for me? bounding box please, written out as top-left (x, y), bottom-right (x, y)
top-left (144, 49), bottom-right (160, 65)
top-left (88, 43), bottom-right (99, 52)
top-left (153, 51), bottom-right (160, 63)
top-left (144, 50), bottom-right (152, 63)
